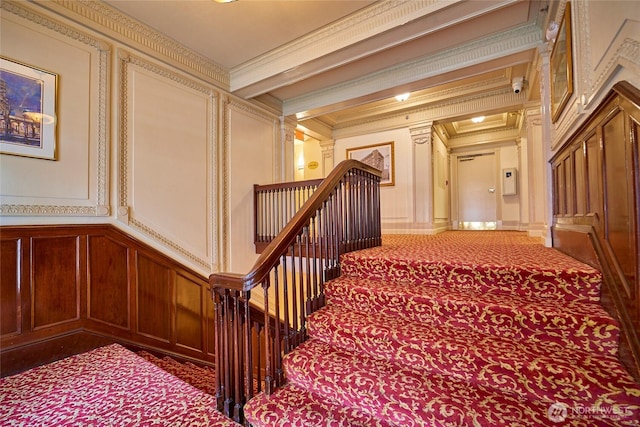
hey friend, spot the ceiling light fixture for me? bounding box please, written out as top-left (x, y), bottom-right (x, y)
top-left (395, 93), bottom-right (410, 102)
top-left (213, 0), bottom-right (237, 3)
top-left (471, 116), bottom-right (485, 123)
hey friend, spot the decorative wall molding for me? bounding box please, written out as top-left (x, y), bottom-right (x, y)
top-left (39, 0), bottom-right (229, 90)
top-left (220, 95), bottom-right (231, 271)
top-left (574, 0), bottom-right (592, 107)
top-left (409, 123), bottom-right (433, 145)
top-left (593, 37), bottom-right (640, 99)
top-left (220, 96), bottom-right (279, 270)
top-left (283, 22), bottom-right (543, 116)
top-left (0, 1), bottom-right (110, 217)
top-left (333, 88), bottom-right (526, 139)
top-left (574, 1), bottom-right (639, 111)
top-left (0, 205), bottom-right (98, 216)
top-left (118, 51), bottom-right (217, 271)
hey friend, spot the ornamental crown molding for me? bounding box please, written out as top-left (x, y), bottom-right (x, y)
top-left (37, 0), bottom-right (230, 90)
top-left (231, 0), bottom-right (452, 92)
top-left (283, 22), bottom-right (543, 116)
top-left (335, 87), bottom-right (524, 131)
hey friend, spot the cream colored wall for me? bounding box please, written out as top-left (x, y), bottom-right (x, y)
top-left (432, 133), bottom-right (449, 224)
top-left (0, 2), bottom-right (282, 276)
top-left (498, 144), bottom-right (520, 228)
top-left (302, 137), bottom-right (323, 180)
top-left (0, 9), bottom-right (107, 217)
top-left (335, 128), bottom-right (416, 233)
top-left (550, 0), bottom-right (640, 149)
top-left (225, 101), bottom-right (279, 274)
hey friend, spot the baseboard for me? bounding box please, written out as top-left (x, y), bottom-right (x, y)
top-left (0, 330), bottom-right (115, 378)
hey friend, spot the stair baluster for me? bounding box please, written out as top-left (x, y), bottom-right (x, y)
top-left (211, 160), bottom-right (382, 425)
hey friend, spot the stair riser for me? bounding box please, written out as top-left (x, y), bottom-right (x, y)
top-left (340, 257), bottom-right (602, 303)
top-left (283, 340), bottom-right (618, 427)
top-left (307, 309), bottom-right (640, 409)
top-left (325, 283), bottom-right (619, 357)
top-left (244, 385), bottom-right (396, 427)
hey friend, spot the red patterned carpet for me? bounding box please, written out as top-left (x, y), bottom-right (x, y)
top-left (245, 231), bottom-right (640, 426)
top-left (0, 344), bottom-right (240, 426)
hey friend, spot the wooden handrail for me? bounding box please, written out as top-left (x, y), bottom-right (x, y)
top-left (213, 160), bottom-right (382, 292)
top-left (209, 159), bottom-right (382, 425)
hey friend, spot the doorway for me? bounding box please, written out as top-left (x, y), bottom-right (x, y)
top-left (457, 153), bottom-right (497, 230)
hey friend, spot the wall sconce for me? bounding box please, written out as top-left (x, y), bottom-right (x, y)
top-left (395, 93), bottom-right (410, 102)
top-left (546, 21), bottom-right (559, 42)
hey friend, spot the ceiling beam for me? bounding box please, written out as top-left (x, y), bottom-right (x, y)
top-left (285, 22), bottom-right (543, 118)
top-left (230, 0), bottom-right (520, 96)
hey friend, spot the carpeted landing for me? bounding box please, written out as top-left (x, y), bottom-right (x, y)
top-left (244, 231), bottom-right (640, 426)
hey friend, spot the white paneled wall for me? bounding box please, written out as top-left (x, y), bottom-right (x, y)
top-left (0, 10), bottom-right (108, 216)
top-left (225, 102), bottom-right (279, 274)
top-left (336, 128), bottom-right (415, 232)
top-left (117, 54), bottom-right (217, 271)
top-left (0, 2), bottom-right (282, 277)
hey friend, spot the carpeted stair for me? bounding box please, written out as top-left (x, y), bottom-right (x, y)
top-left (244, 232), bottom-right (640, 426)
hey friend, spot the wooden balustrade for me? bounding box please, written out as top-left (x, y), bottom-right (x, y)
top-left (254, 179), bottom-right (322, 253)
top-left (210, 160), bottom-right (382, 424)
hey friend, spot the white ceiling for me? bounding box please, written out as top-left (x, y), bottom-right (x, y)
top-left (103, 0), bottom-right (554, 143)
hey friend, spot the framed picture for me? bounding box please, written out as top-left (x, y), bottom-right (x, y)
top-left (347, 141), bottom-right (395, 186)
top-left (0, 57), bottom-right (58, 160)
top-left (550, 2), bottom-right (573, 124)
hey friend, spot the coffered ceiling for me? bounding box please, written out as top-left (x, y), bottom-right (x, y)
top-left (102, 0), bottom-right (555, 145)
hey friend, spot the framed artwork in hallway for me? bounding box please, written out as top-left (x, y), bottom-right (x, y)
top-left (550, 2), bottom-right (573, 124)
top-left (347, 141), bottom-right (395, 186)
top-left (0, 57), bottom-right (58, 160)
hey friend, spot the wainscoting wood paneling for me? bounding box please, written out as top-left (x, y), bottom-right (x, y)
top-left (31, 235), bottom-right (81, 330)
top-left (0, 238), bottom-right (20, 337)
top-left (87, 235), bottom-right (130, 329)
top-left (0, 225), bottom-right (215, 377)
top-left (175, 273), bottom-right (204, 352)
top-left (137, 254), bottom-right (172, 343)
top-left (551, 81), bottom-right (640, 380)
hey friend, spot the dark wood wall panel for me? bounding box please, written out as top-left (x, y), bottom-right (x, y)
top-left (573, 144), bottom-right (586, 215)
top-left (175, 273), bottom-right (203, 352)
top-left (31, 236), bottom-right (80, 329)
top-left (87, 235), bottom-right (130, 329)
top-left (0, 225), bottom-right (216, 376)
top-left (586, 132), bottom-right (601, 217)
top-left (603, 110), bottom-right (635, 297)
top-left (137, 254), bottom-right (172, 342)
top-left (206, 288), bottom-right (215, 357)
top-left (551, 81), bottom-right (640, 379)
top-left (0, 238), bottom-right (21, 336)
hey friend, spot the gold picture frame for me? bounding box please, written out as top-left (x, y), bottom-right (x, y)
top-left (550, 2), bottom-right (573, 124)
top-left (346, 141), bottom-right (395, 186)
top-left (0, 57), bottom-right (58, 160)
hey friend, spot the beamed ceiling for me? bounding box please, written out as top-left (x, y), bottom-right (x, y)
top-left (101, 0), bottom-right (557, 147)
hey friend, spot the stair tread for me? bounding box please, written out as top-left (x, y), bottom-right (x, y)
top-left (283, 338), bottom-right (631, 427)
top-left (307, 305), bottom-right (640, 408)
top-left (326, 276), bottom-right (619, 356)
top-left (244, 383), bottom-right (395, 427)
top-left (340, 236), bottom-right (602, 302)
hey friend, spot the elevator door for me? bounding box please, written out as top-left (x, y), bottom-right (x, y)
top-left (457, 153), bottom-right (497, 230)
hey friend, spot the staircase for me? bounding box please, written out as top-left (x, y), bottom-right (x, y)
top-left (243, 232), bottom-right (640, 426)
